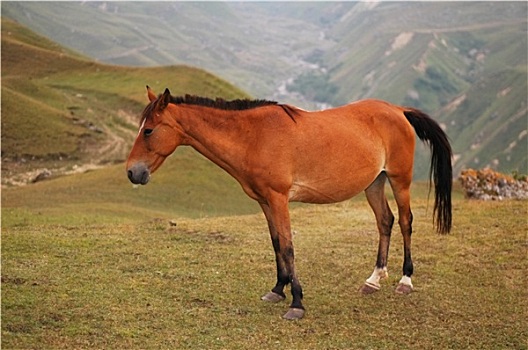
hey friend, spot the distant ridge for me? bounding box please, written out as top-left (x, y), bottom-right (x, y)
top-left (2, 1), bottom-right (527, 177)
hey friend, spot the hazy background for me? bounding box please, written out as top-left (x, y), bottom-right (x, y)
top-left (2, 1), bottom-right (527, 180)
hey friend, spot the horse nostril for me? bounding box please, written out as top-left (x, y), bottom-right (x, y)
top-left (127, 164), bottom-right (150, 185)
top-left (141, 171), bottom-right (149, 184)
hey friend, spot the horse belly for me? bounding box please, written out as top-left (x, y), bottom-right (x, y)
top-left (288, 163), bottom-right (382, 204)
top-left (287, 123), bottom-right (385, 204)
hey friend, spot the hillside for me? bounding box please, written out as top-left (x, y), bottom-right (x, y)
top-left (2, 2), bottom-right (527, 178)
top-left (1, 18), bottom-right (249, 187)
top-left (322, 2), bottom-right (527, 176)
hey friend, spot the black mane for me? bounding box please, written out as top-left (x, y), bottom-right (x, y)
top-left (140, 94), bottom-right (298, 125)
top-left (170, 94), bottom-right (279, 111)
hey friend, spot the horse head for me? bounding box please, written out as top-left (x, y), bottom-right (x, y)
top-left (126, 86), bottom-right (182, 185)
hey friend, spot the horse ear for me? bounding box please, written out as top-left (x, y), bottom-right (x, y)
top-left (157, 88), bottom-right (171, 110)
top-left (146, 85), bottom-right (157, 102)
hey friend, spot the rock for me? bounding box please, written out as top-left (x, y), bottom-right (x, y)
top-left (32, 169), bottom-right (52, 183)
top-left (458, 168), bottom-right (528, 200)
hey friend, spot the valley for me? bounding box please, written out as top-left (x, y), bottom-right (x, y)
top-left (2, 2), bottom-right (526, 179)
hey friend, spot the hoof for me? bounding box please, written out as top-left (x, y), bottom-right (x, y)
top-left (395, 283), bottom-right (413, 295)
top-left (261, 291), bottom-right (286, 303)
top-left (359, 283), bottom-right (380, 295)
top-left (283, 307), bottom-right (305, 320)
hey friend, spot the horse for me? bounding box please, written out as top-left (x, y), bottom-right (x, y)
top-left (126, 86), bottom-right (452, 320)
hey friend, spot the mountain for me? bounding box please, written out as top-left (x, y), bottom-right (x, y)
top-left (2, 2), bottom-right (527, 177)
top-left (1, 18), bottom-right (248, 186)
top-left (320, 2), bottom-right (527, 176)
top-left (1, 1), bottom-right (328, 106)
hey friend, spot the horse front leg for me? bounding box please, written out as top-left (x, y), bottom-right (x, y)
top-left (259, 202), bottom-right (287, 303)
top-left (259, 197), bottom-right (305, 320)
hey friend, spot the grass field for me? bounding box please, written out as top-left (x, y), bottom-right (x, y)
top-left (2, 167), bottom-right (527, 349)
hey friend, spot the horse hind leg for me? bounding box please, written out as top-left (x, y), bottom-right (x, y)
top-left (388, 173), bottom-right (414, 295)
top-left (360, 172), bottom-right (395, 294)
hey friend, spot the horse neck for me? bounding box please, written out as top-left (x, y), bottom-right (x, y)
top-left (176, 106), bottom-right (255, 175)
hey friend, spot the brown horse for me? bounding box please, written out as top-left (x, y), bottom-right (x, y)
top-left (126, 87), bottom-right (452, 320)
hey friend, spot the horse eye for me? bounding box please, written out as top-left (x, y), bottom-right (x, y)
top-left (143, 128), bottom-right (153, 137)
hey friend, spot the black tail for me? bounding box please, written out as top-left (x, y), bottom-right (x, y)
top-left (404, 108), bottom-right (453, 234)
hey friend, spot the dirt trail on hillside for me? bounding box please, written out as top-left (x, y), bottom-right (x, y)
top-left (93, 110), bottom-right (137, 164)
top-left (62, 109), bottom-right (139, 179)
top-left (2, 109), bottom-right (138, 188)
top-left (413, 19), bottom-right (527, 34)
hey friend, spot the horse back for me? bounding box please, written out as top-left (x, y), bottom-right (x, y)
top-left (292, 99), bottom-right (416, 157)
top-left (281, 99), bottom-right (416, 203)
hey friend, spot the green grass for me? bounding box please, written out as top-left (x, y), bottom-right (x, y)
top-left (2, 168), bottom-right (527, 348)
top-left (2, 149), bottom-right (260, 226)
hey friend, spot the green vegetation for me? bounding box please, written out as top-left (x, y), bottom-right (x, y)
top-left (287, 71), bottom-right (339, 105)
top-left (2, 149), bottom-right (259, 225)
top-left (1, 18), bottom-right (248, 184)
top-left (2, 170), bottom-right (527, 348)
top-left (404, 64), bottom-right (467, 111)
top-left (441, 68), bottom-right (527, 175)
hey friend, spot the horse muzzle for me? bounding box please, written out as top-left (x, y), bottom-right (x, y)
top-left (127, 163), bottom-right (151, 185)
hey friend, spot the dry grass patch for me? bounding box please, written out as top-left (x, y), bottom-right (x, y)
top-left (2, 193), bottom-right (527, 349)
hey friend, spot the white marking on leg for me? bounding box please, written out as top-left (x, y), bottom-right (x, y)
top-left (365, 267), bottom-right (388, 289)
top-left (398, 275), bottom-right (413, 288)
